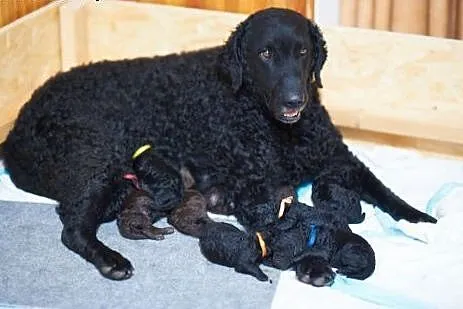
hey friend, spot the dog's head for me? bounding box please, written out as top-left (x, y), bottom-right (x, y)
top-left (218, 8), bottom-right (327, 124)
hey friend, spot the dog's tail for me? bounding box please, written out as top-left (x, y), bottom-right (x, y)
top-left (360, 168), bottom-right (436, 223)
top-left (0, 142), bottom-right (4, 160)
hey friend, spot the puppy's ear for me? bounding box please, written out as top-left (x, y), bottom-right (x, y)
top-left (217, 20), bottom-right (247, 93)
top-left (307, 20), bottom-right (327, 88)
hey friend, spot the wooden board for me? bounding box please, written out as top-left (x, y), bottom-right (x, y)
top-left (0, 1), bottom-right (63, 142)
top-left (134, 0), bottom-right (310, 16)
top-left (320, 26), bottom-right (463, 148)
top-left (84, 1), bottom-right (246, 62)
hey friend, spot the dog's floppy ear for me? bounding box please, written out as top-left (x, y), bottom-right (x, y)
top-left (307, 20), bottom-right (327, 88)
top-left (217, 20), bottom-right (247, 93)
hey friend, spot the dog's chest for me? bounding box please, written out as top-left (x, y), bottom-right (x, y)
top-left (226, 120), bottom-right (301, 179)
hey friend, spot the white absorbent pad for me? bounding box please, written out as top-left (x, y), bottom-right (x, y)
top-left (272, 142), bottom-right (463, 309)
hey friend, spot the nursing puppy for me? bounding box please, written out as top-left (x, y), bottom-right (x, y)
top-left (116, 146), bottom-right (183, 240)
top-left (117, 189), bottom-right (175, 240)
top-left (167, 181), bottom-right (214, 238)
top-left (118, 146), bottom-right (214, 239)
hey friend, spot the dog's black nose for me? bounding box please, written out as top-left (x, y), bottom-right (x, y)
top-left (284, 93), bottom-right (306, 109)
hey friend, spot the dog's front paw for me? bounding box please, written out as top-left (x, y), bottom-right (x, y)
top-left (401, 207), bottom-right (437, 224)
top-left (96, 250), bottom-right (134, 281)
top-left (415, 212), bottom-right (438, 224)
top-left (295, 256), bottom-right (335, 287)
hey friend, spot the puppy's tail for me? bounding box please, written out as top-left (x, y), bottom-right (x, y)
top-left (360, 168), bottom-right (437, 223)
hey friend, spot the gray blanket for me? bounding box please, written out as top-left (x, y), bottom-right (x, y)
top-left (0, 201), bottom-right (279, 309)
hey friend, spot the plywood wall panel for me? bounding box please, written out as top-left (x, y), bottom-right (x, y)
top-left (135, 0), bottom-right (309, 16)
top-left (0, 3), bottom-right (62, 141)
top-left (85, 1), bottom-right (246, 62)
top-left (321, 26), bottom-right (463, 145)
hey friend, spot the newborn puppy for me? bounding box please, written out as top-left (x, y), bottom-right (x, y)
top-left (117, 189), bottom-right (174, 240)
top-left (312, 182), bottom-right (366, 224)
top-left (199, 221), bottom-right (270, 281)
top-left (118, 145), bottom-right (216, 239)
top-left (132, 146), bottom-right (185, 212)
top-left (236, 185), bottom-right (296, 231)
top-left (116, 145), bottom-right (184, 240)
top-left (267, 201), bottom-right (375, 287)
top-left (167, 167), bottom-right (214, 238)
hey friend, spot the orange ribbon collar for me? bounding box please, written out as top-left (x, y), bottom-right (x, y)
top-left (256, 232), bottom-right (267, 258)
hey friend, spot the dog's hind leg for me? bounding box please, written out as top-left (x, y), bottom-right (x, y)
top-left (57, 181), bottom-right (134, 280)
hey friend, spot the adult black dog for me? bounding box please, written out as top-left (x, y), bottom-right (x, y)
top-left (2, 8), bottom-right (436, 281)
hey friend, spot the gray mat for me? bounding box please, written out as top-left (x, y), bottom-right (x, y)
top-left (0, 201), bottom-right (280, 309)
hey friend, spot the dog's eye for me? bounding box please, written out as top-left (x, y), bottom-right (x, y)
top-left (300, 48), bottom-right (308, 56)
top-left (259, 49), bottom-right (272, 61)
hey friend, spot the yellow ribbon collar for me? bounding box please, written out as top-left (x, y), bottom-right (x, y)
top-left (132, 144), bottom-right (152, 160)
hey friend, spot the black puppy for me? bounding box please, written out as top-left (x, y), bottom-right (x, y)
top-left (267, 201), bottom-right (375, 287)
top-left (236, 185), bottom-right (296, 231)
top-left (199, 221), bottom-right (270, 281)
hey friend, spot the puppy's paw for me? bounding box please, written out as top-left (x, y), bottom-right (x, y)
top-left (295, 256), bottom-right (335, 287)
top-left (144, 226), bottom-right (175, 240)
top-left (118, 219), bottom-right (174, 240)
top-left (96, 250), bottom-right (134, 281)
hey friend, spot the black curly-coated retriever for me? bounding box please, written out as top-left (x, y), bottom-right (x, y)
top-left (2, 8), bottom-right (436, 281)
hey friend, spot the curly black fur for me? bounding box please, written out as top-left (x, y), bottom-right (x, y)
top-left (2, 8), bottom-right (435, 280)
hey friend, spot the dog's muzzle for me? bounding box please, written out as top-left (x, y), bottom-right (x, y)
top-left (278, 105), bottom-right (306, 124)
top-left (275, 93), bottom-right (307, 124)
